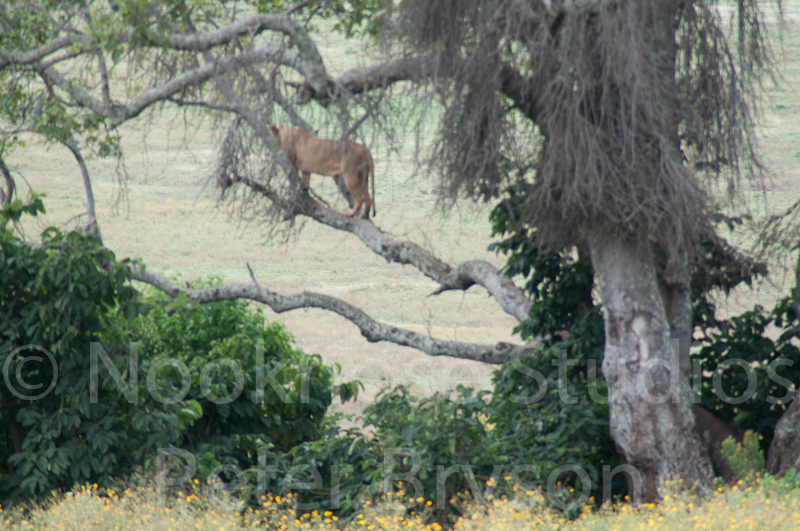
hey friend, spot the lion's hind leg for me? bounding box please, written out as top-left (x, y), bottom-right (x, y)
top-left (345, 197), bottom-right (364, 218)
top-left (358, 196), bottom-right (372, 219)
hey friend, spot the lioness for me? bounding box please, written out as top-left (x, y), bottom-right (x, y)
top-left (269, 125), bottom-right (375, 219)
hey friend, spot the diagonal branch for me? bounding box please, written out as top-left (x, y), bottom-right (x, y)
top-left (238, 178), bottom-right (532, 322)
top-left (129, 266), bottom-right (520, 364)
top-left (297, 54), bottom-right (439, 103)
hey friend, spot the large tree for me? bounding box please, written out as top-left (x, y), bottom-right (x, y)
top-left (0, 0), bottom-right (790, 502)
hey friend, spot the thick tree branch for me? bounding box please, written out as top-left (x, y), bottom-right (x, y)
top-left (298, 55), bottom-right (543, 127)
top-left (499, 65), bottom-right (544, 127)
top-left (238, 178), bottom-right (532, 322)
top-left (168, 14), bottom-right (331, 96)
top-left (0, 153), bottom-right (15, 207)
top-left (297, 55), bottom-right (439, 103)
top-left (129, 266), bottom-right (520, 364)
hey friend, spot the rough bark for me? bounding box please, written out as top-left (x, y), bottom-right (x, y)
top-left (239, 178), bottom-right (533, 323)
top-left (129, 267), bottom-right (524, 364)
top-left (766, 396), bottom-right (800, 477)
top-left (658, 249), bottom-right (692, 385)
top-left (589, 233), bottom-right (712, 502)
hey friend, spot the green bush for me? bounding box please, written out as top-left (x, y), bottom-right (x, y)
top-left (693, 295), bottom-right (800, 452)
top-left (720, 431), bottom-right (765, 484)
top-left (487, 311), bottom-right (622, 506)
top-left (0, 197), bottom-right (355, 506)
top-left (486, 185), bottom-right (623, 507)
top-left (1, 197), bottom-right (175, 502)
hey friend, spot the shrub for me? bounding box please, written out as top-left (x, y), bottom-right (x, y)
top-left (0, 197), bottom-right (354, 506)
top-left (1, 197), bottom-right (172, 502)
top-left (720, 431), bottom-right (765, 484)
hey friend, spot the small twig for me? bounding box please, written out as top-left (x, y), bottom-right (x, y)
top-left (342, 112), bottom-right (370, 141)
top-left (246, 262), bottom-right (260, 287)
top-left (166, 97), bottom-right (238, 113)
top-left (285, 0), bottom-right (311, 17)
top-left (59, 211), bottom-right (88, 229)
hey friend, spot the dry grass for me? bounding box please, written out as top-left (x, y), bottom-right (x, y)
top-left (2, 476), bottom-right (799, 531)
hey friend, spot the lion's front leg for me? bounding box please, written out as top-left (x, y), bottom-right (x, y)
top-left (301, 171), bottom-right (311, 192)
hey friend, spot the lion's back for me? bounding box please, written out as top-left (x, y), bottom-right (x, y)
top-left (293, 133), bottom-right (371, 176)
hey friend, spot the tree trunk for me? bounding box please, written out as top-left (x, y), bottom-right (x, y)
top-left (0, 153), bottom-right (14, 207)
top-left (767, 386), bottom-right (800, 477)
top-left (658, 249), bottom-right (693, 385)
top-left (767, 247), bottom-right (800, 476)
top-left (794, 246), bottom-right (800, 320)
top-left (589, 233), bottom-right (712, 502)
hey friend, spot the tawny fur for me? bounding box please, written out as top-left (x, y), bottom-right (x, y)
top-left (269, 125), bottom-right (375, 219)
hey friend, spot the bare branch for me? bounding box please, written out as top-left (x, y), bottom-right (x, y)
top-left (169, 14), bottom-right (332, 97)
top-left (129, 266), bottom-right (519, 364)
top-left (238, 178), bottom-right (532, 322)
top-left (36, 46), bottom-right (288, 126)
top-left (0, 153), bottom-right (15, 207)
top-left (95, 50), bottom-right (111, 109)
top-left (299, 55), bottom-right (542, 126)
top-left (327, 55), bottom-right (439, 95)
top-left (0, 35), bottom-right (85, 69)
top-left (433, 261), bottom-right (532, 322)
top-left (165, 97), bottom-right (238, 113)
top-left (63, 135), bottom-right (101, 240)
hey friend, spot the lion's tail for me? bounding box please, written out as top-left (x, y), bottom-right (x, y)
top-left (370, 156), bottom-right (376, 217)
